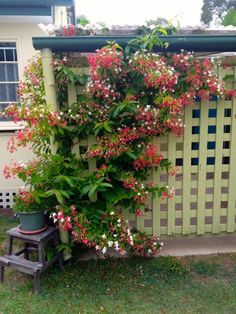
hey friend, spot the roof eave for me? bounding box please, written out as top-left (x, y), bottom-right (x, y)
top-left (33, 35), bottom-right (236, 53)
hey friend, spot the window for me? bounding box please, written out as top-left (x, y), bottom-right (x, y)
top-left (0, 42), bottom-right (19, 121)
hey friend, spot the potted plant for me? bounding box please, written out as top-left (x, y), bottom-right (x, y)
top-left (13, 191), bottom-right (46, 233)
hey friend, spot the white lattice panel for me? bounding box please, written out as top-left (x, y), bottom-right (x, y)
top-left (0, 189), bottom-right (18, 208)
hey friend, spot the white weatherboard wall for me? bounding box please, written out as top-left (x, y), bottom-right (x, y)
top-left (0, 133), bottom-right (34, 189)
top-left (0, 132), bottom-right (34, 208)
top-left (0, 8), bottom-right (72, 203)
top-left (0, 23), bottom-right (45, 77)
top-left (0, 23), bottom-right (44, 193)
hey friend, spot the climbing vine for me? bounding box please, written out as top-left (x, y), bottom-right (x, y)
top-left (2, 34), bottom-right (235, 257)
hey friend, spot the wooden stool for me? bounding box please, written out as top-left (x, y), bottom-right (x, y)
top-left (0, 226), bottom-right (64, 294)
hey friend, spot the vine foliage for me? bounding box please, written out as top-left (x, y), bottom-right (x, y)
top-left (2, 33), bottom-right (235, 256)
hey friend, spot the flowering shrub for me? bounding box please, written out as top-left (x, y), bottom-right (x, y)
top-left (51, 205), bottom-right (162, 256)
top-left (59, 23), bottom-right (109, 36)
top-left (2, 35), bottom-right (235, 257)
top-left (12, 191), bottom-right (53, 213)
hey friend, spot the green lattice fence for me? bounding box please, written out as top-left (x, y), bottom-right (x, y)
top-left (44, 52), bottom-right (236, 237)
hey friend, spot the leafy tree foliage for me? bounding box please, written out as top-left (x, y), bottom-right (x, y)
top-left (201, 0), bottom-right (236, 25)
top-left (76, 15), bottom-right (90, 26)
top-left (222, 9), bottom-right (236, 25)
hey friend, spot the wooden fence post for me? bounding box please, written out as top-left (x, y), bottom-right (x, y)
top-left (41, 48), bottom-right (58, 154)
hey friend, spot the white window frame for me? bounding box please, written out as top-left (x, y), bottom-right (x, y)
top-left (0, 38), bottom-right (22, 131)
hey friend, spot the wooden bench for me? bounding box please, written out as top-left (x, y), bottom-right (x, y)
top-left (0, 226), bottom-right (64, 294)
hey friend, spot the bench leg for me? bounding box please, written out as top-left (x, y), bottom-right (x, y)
top-left (53, 232), bottom-right (64, 271)
top-left (24, 243), bottom-right (29, 260)
top-left (0, 262), bottom-right (4, 283)
top-left (38, 243), bottom-right (45, 264)
top-left (34, 271), bottom-right (40, 294)
top-left (6, 236), bottom-right (13, 255)
top-left (58, 254), bottom-right (64, 271)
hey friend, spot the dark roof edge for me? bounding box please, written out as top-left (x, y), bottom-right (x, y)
top-left (0, 0), bottom-right (73, 6)
top-left (33, 35), bottom-right (236, 53)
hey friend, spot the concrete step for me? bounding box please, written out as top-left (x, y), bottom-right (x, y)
top-left (77, 235), bottom-right (236, 260)
top-left (160, 235), bottom-right (236, 256)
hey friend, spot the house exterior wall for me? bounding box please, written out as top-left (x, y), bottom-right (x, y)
top-left (0, 4), bottom-right (74, 199)
top-left (0, 24), bottom-right (44, 190)
top-left (0, 23), bottom-right (44, 77)
top-left (0, 133), bottom-right (34, 189)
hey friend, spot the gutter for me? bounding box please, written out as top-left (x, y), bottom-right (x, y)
top-left (0, 0), bottom-right (73, 6)
top-left (33, 35), bottom-right (236, 53)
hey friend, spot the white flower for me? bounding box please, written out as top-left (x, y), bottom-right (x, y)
top-left (110, 211), bottom-right (114, 215)
top-left (102, 247), bottom-right (107, 254)
top-left (108, 241), bottom-right (113, 247)
top-left (160, 242), bottom-right (164, 247)
top-left (117, 219), bottom-right (121, 223)
top-left (101, 234), bottom-right (106, 239)
top-left (95, 245), bottom-right (100, 251)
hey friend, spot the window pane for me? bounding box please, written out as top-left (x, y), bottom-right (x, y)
top-left (0, 83), bottom-right (18, 101)
top-left (13, 49), bottom-right (17, 62)
top-left (0, 64), bottom-right (19, 82)
top-left (0, 103), bottom-right (13, 121)
top-left (0, 42), bottom-right (16, 48)
top-left (0, 42), bottom-right (18, 123)
top-left (5, 49), bottom-right (14, 61)
top-left (8, 84), bottom-right (18, 101)
top-left (0, 50), bottom-right (4, 61)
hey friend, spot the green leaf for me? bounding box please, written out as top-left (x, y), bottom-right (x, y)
top-left (81, 185), bottom-right (91, 196)
top-left (125, 151), bottom-right (137, 160)
top-left (103, 121), bottom-right (112, 132)
top-left (88, 185), bottom-right (98, 200)
top-left (55, 191), bottom-right (64, 203)
top-left (44, 189), bottom-right (68, 204)
top-left (100, 182), bottom-right (113, 188)
top-left (93, 121), bottom-right (113, 135)
top-left (54, 175), bottom-right (74, 187)
top-left (60, 190), bottom-right (71, 199)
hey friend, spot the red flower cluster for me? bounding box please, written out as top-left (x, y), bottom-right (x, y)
top-left (62, 24), bottom-right (76, 36)
top-left (86, 46), bottom-right (124, 101)
top-left (3, 160), bottom-right (39, 179)
top-left (17, 191), bottom-right (35, 205)
top-left (7, 128), bottom-right (34, 153)
top-left (172, 51), bottom-right (193, 71)
top-left (122, 176), bottom-right (150, 206)
top-left (130, 52), bottom-right (178, 91)
top-left (186, 59), bottom-right (224, 96)
top-left (88, 46), bottom-right (123, 70)
top-left (87, 136), bottom-right (130, 159)
top-left (133, 143), bottom-right (164, 170)
top-left (132, 234), bottom-right (163, 257)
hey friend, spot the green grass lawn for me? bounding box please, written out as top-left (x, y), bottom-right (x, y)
top-left (1, 214), bottom-right (236, 314)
